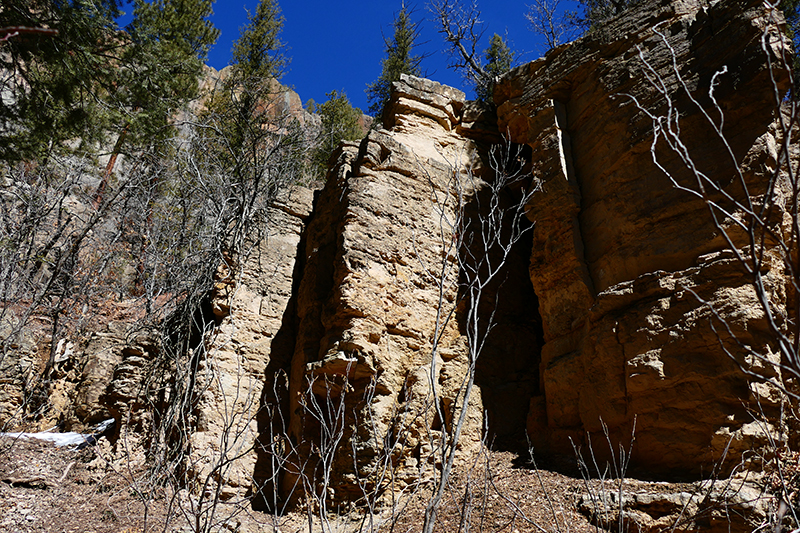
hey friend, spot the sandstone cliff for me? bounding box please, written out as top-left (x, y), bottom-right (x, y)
top-left (495, 0), bottom-right (792, 472)
top-left (187, 186), bottom-right (316, 501)
top-left (264, 0), bottom-right (794, 494)
top-left (1, 0), bottom-right (794, 519)
top-left (278, 76), bottom-right (502, 504)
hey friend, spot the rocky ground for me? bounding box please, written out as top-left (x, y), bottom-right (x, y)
top-left (2, 435), bottom-right (775, 533)
top-left (0, 437), bottom-right (161, 533)
top-left (0, 436), bottom-right (596, 533)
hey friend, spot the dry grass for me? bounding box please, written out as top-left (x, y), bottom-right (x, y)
top-left (0, 439), bottom-right (602, 533)
top-left (2, 438), bottom-right (762, 533)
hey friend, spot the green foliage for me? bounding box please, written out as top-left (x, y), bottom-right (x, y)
top-left (0, 0), bottom-right (122, 159)
top-left (198, 0), bottom-right (292, 184)
top-left (121, 0), bottom-right (219, 147)
top-left (202, 0), bottom-right (290, 160)
top-left (0, 0), bottom-right (219, 161)
top-left (366, 5), bottom-right (424, 121)
top-left (230, 0), bottom-right (288, 84)
top-left (476, 34), bottom-right (515, 103)
top-left (312, 90), bottom-right (363, 176)
top-left (199, 0), bottom-right (309, 193)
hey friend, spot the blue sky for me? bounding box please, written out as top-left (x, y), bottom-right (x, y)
top-left (173, 1), bottom-right (579, 112)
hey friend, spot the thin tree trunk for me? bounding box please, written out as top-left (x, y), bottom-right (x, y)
top-left (93, 124), bottom-right (129, 210)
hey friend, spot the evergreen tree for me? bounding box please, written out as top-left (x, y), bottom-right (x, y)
top-left (121, 0), bottom-right (219, 146)
top-left (476, 34), bottom-right (515, 103)
top-left (199, 0), bottom-right (304, 196)
top-left (366, 4), bottom-right (424, 121)
top-left (0, 0), bottom-right (219, 161)
top-left (312, 90), bottom-right (363, 176)
top-left (231, 0), bottom-right (288, 84)
top-left (204, 0), bottom-right (289, 156)
top-left (0, 0), bottom-right (122, 160)
top-left (98, 0), bottom-right (218, 204)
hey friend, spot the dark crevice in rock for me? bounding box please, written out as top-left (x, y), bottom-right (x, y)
top-left (250, 189), bottom-right (323, 513)
top-left (463, 162), bottom-right (545, 452)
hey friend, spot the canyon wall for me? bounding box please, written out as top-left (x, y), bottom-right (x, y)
top-left (278, 76), bottom-right (514, 503)
top-left (495, 0), bottom-right (791, 471)
top-left (1, 0), bottom-right (793, 507)
top-left (271, 0), bottom-right (793, 489)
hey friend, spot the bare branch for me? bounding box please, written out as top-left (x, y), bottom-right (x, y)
top-left (525, 0), bottom-right (576, 51)
top-left (429, 0), bottom-right (490, 87)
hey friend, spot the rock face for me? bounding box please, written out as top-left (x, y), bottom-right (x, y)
top-left (266, 0), bottom-right (794, 496)
top-left (279, 75), bottom-right (522, 504)
top-left (187, 186), bottom-right (316, 501)
top-left (577, 475), bottom-right (770, 533)
top-left (1, 0), bottom-right (792, 514)
top-left (197, 66), bottom-right (317, 128)
top-left (495, 0), bottom-right (791, 473)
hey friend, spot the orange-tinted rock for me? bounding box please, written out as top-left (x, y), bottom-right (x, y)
top-left (495, 0), bottom-right (792, 474)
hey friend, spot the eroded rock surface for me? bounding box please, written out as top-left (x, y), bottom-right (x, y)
top-left (577, 476), bottom-right (770, 533)
top-left (495, 0), bottom-right (792, 473)
top-left (281, 75), bottom-right (501, 503)
top-left (187, 186), bottom-right (316, 501)
top-left (0, 0), bottom-right (793, 521)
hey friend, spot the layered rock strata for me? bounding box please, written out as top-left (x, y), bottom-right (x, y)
top-left (495, 0), bottom-right (792, 473)
top-left (187, 186), bottom-right (316, 501)
top-left (1, 0), bottom-right (793, 508)
top-left (279, 75), bottom-right (529, 503)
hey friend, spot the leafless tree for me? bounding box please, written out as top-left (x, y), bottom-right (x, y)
top-left (428, 0), bottom-right (491, 91)
top-left (0, 152), bottom-right (149, 430)
top-left (623, 6), bottom-right (800, 529)
top-left (625, 7), bottom-right (798, 392)
top-left (525, 0), bottom-right (577, 52)
top-left (131, 79), bottom-right (312, 499)
top-left (417, 138), bottom-right (539, 533)
top-left (0, 69), bottom-right (313, 533)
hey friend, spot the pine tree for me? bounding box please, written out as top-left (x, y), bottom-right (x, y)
top-left (312, 90), bottom-right (363, 176)
top-left (366, 4), bottom-right (424, 121)
top-left (203, 0), bottom-right (289, 156)
top-left (0, 0), bottom-right (122, 160)
top-left (0, 0), bottom-right (218, 161)
top-left (93, 0), bottom-right (218, 205)
top-left (230, 0), bottom-right (288, 84)
top-left (121, 0), bottom-right (219, 145)
top-left (476, 34), bottom-right (515, 103)
top-left (199, 0), bottom-right (304, 196)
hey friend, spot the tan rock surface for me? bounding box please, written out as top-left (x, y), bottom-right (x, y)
top-left (282, 74), bottom-right (501, 504)
top-left (0, 319), bottom-right (43, 430)
top-left (1, 0), bottom-right (793, 517)
top-left (496, 0), bottom-right (792, 473)
top-left (187, 185), bottom-right (316, 501)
